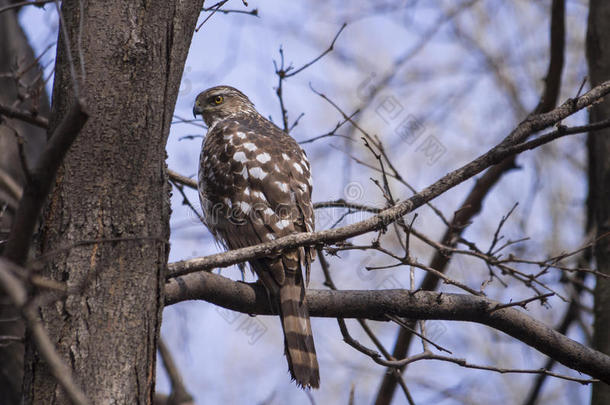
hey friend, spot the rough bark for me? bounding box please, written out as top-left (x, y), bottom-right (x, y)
top-left (586, 1), bottom-right (610, 403)
top-left (0, 2), bottom-right (51, 403)
top-left (21, 1), bottom-right (203, 404)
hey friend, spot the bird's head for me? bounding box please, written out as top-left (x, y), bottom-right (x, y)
top-left (193, 85), bottom-right (256, 127)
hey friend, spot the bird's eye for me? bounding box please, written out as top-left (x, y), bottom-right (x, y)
top-left (213, 95), bottom-right (224, 105)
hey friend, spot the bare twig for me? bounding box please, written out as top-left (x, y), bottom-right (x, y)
top-left (0, 168), bottom-right (23, 203)
top-left (166, 79), bottom-right (610, 279)
top-left (385, 314), bottom-right (452, 354)
top-left (4, 99), bottom-right (88, 265)
top-left (195, 0), bottom-right (229, 32)
top-left (489, 293), bottom-right (554, 313)
top-left (0, 0), bottom-right (54, 15)
top-left (170, 179), bottom-right (205, 225)
top-left (0, 103), bottom-right (49, 128)
top-left (310, 84), bottom-right (452, 228)
top-left (299, 109), bottom-right (358, 144)
top-left (283, 23), bottom-right (346, 79)
top-left (0, 335), bottom-right (22, 344)
top-left (171, 114), bottom-right (206, 128)
top-left (288, 112), bottom-right (305, 133)
top-left (158, 338), bottom-right (194, 405)
top-left (487, 202), bottom-right (519, 255)
top-left (522, 267), bottom-right (588, 405)
top-left (168, 170), bottom-right (197, 189)
top-left (374, 2), bottom-right (567, 400)
top-left (273, 23), bottom-right (346, 131)
top-left (313, 200), bottom-right (381, 213)
top-left (504, 117), bottom-right (610, 156)
top-left (203, 7), bottom-right (258, 17)
top-left (273, 47), bottom-right (290, 131)
top-left (3, 123), bottom-right (33, 185)
top-left (0, 259), bottom-right (89, 405)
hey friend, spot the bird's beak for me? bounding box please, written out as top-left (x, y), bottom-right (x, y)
top-left (193, 104), bottom-right (203, 118)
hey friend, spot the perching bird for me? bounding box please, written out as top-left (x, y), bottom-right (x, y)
top-left (193, 85), bottom-right (319, 388)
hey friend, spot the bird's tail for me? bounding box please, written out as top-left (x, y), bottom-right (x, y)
top-left (278, 264), bottom-right (319, 389)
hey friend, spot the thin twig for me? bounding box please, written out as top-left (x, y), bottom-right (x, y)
top-left (4, 99), bottom-right (88, 265)
top-left (284, 23), bottom-right (347, 79)
top-left (195, 0), bottom-right (229, 32)
top-left (0, 0), bottom-right (54, 15)
top-left (299, 109), bottom-right (359, 144)
top-left (0, 168), bottom-right (23, 203)
top-left (0, 259), bottom-right (90, 405)
top-left (168, 170), bottom-right (197, 189)
top-left (317, 250), bottom-right (413, 403)
top-left (374, 1), bottom-right (567, 400)
top-left (385, 314), bottom-right (452, 354)
top-left (158, 337), bottom-right (194, 404)
top-left (170, 179), bottom-right (205, 225)
top-left (166, 79), bottom-right (610, 279)
top-left (203, 7), bottom-right (258, 17)
top-left (0, 103), bottom-right (49, 128)
top-left (489, 293), bottom-right (554, 313)
top-left (273, 23), bottom-right (346, 131)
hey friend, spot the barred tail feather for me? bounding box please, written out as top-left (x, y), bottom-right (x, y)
top-left (279, 280), bottom-right (320, 388)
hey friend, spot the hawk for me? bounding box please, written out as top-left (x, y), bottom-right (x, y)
top-left (192, 85), bottom-right (319, 389)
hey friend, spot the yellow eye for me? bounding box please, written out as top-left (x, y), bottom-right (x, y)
top-left (214, 95), bottom-right (223, 105)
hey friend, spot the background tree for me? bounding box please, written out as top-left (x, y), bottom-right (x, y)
top-left (0, 1), bottom-right (49, 402)
top-left (587, 1), bottom-right (610, 404)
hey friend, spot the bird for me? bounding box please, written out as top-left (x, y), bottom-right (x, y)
top-left (192, 85), bottom-right (319, 389)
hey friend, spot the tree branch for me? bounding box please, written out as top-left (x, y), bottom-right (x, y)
top-left (521, 271), bottom-right (588, 405)
top-left (0, 258), bottom-right (89, 405)
top-left (157, 338), bottom-right (194, 405)
top-left (167, 79), bottom-right (610, 279)
top-left (0, 103), bottom-right (49, 128)
top-left (0, 0), bottom-right (54, 16)
top-left (374, 2), bottom-right (566, 400)
top-left (164, 271), bottom-right (610, 384)
top-left (168, 169), bottom-right (197, 189)
top-left (3, 98), bottom-right (88, 265)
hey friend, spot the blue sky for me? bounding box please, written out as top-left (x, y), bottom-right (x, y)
top-left (18, 1), bottom-right (595, 403)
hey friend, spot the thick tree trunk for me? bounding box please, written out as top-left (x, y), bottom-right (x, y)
top-left (21, 1), bottom-right (203, 403)
top-left (0, 2), bottom-right (50, 403)
top-left (586, 1), bottom-right (610, 404)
